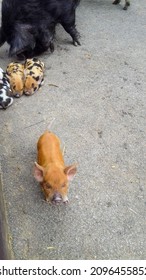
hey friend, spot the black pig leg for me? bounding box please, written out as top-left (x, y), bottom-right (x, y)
top-left (113, 0), bottom-right (130, 10)
top-left (113, 0), bottom-right (121, 4)
top-left (123, 0), bottom-right (130, 10)
top-left (0, 27), bottom-right (6, 47)
top-left (61, 13), bottom-right (80, 46)
top-left (62, 23), bottom-right (80, 46)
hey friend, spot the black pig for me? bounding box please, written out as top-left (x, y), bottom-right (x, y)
top-left (0, 0), bottom-right (81, 59)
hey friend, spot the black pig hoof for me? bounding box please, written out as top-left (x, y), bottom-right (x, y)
top-left (113, 0), bottom-right (120, 5)
top-left (73, 39), bottom-right (81, 46)
top-left (123, 2), bottom-right (130, 10)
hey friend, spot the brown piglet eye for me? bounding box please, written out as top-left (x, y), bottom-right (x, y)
top-left (61, 183), bottom-right (66, 188)
top-left (45, 183), bottom-right (52, 189)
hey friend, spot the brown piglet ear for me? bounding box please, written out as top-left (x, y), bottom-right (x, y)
top-left (34, 162), bottom-right (44, 182)
top-left (64, 164), bottom-right (77, 181)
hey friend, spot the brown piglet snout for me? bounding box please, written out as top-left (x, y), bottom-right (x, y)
top-left (34, 131), bottom-right (77, 204)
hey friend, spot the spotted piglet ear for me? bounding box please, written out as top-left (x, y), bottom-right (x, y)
top-left (34, 162), bottom-right (44, 182)
top-left (64, 165), bottom-right (77, 181)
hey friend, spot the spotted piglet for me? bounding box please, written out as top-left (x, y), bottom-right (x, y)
top-left (0, 68), bottom-right (13, 109)
top-left (24, 58), bottom-right (44, 96)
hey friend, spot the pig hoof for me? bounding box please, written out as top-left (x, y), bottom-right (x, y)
top-left (73, 40), bottom-right (81, 46)
top-left (73, 33), bottom-right (81, 46)
top-left (112, 0), bottom-right (120, 4)
top-left (123, 3), bottom-right (130, 10)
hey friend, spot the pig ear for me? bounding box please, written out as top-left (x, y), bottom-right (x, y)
top-left (64, 164), bottom-right (77, 181)
top-left (34, 162), bottom-right (44, 182)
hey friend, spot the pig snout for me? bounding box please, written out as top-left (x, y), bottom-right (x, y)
top-left (51, 193), bottom-right (69, 204)
top-left (52, 193), bottom-right (62, 204)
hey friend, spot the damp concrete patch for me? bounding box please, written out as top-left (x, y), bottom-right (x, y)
top-left (0, 171), bottom-right (12, 259)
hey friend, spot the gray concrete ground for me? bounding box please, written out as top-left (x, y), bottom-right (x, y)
top-left (0, 0), bottom-right (146, 259)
